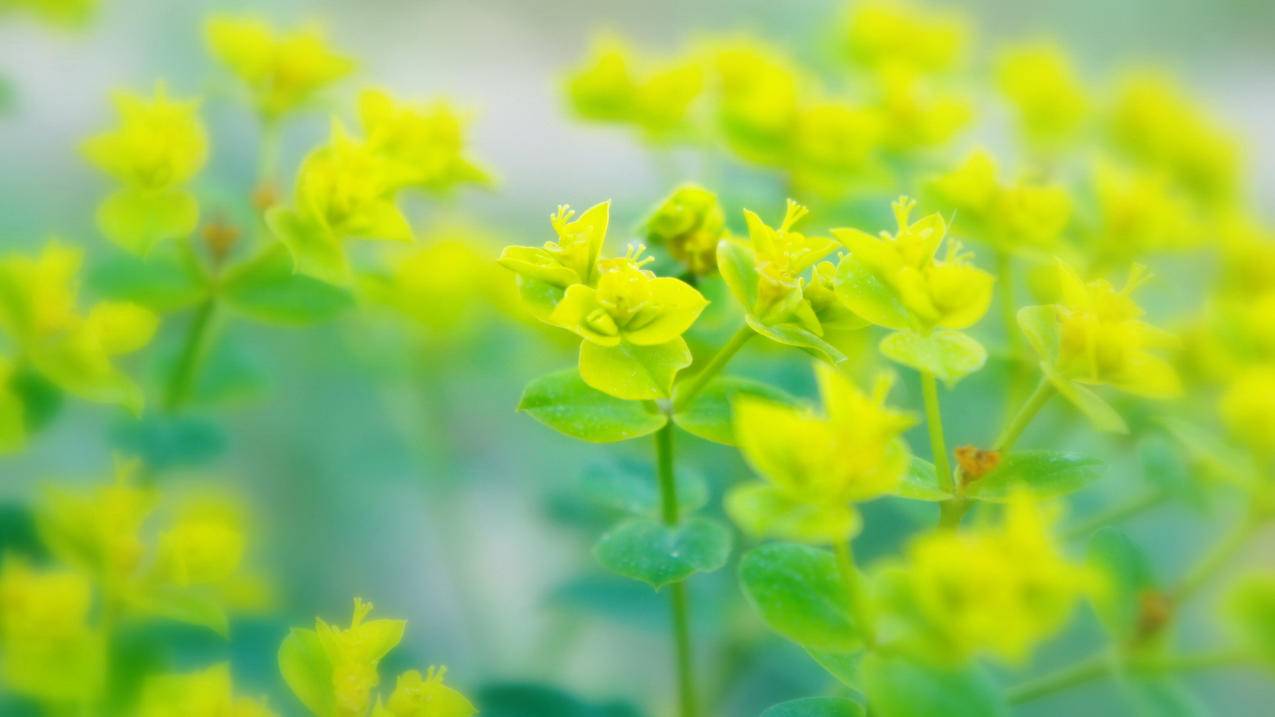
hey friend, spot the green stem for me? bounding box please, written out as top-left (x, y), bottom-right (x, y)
top-left (1007, 652), bottom-right (1110, 705)
top-left (919, 370), bottom-right (952, 494)
top-left (163, 298), bottom-right (219, 413)
top-left (655, 423), bottom-right (697, 717)
top-left (1008, 647), bottom-right (1254, 705)
top-left (997, 251), bottom-right (1018, 358)
top-left (994, 376), bottom-right (1054, 452)
top-left (1063, 491), bottom-right (1166, 541)
top-left (258, 119), bottom-right (281, 187)
top-left (834, 541), bottom-right (874, 646)
top-left (672, 325), bottom-right (753, 412)
top-left (1171, 510), bottom-right (1260, 604)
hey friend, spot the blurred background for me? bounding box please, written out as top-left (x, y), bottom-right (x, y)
top-left (1, 0), bottom-right (1274, 715)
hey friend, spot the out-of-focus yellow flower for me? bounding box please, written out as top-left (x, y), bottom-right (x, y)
top-left (872, 68), bottom-right (970, 153)
top-left (0, 244), bottom-right (157, 411)
top-left (37, 458), bottom-right (154, 585)
top-left (1020, 262), bottom-right (1179, 398)
top-left (268, 121), bottom-right (412, 284)
top-left (727, 363), bottom-right (914, 543)
top-left (842, 0), bottom-right (967, 76)
top-left (358, 89), bottom-right (492, 193)
top-left (886, 492), bottom-right (1090, 663)
top-left (205, 16), bottom-right (354, 123)
top-left (834, 196), bottom-right (994, 332)
top-left (0, 558), bottom-right (105, 703)
top-left (279, 598), bottom-right (407, 716)
top-left (565, 36), bottom-right (704, 141)
top-left (1219, 367), bottom-right (1275, 460)
top-left (1110, 73), bottom-right (1240, 205)
top-left (498, 201), bottom-right (610, 320)
top-left (789, 99), bottom-right (882, 195)
top-left (996, 43), bottom-right (1087, 146)
top-left (157, 500), bottom-right (247, 587)
top-left (82, 84), bottom-right (208, 253)
top-left (741, 200), bottom-right (840, 328)
top-left (375, 667), bottom-right (477, 717)
top-left (928, 149), bottom-right (1072, 254)
top-left (136, 664), bottom-right (276, 717)
top-left (1090, 161), bottom-right (1199, 259)
top-left (642, 183), bottom-right (726, 276)
top-left (709, 40), bottom-right (803, 165)
top-left (1, 0), bottom-right (96, 27)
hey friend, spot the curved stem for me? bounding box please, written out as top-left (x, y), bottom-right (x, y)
top-left (1063, 490), bottom-right (1166, 541)
top-left (994, 376), bottom-right (1054, 452)
top-left (1008, 647), bottom-right (1255, 705)
top-left (673, 325), bottom-right (753, 412)
top-left (655, 423), bottom-right (697, 717)
top-left (1171, 510), bottom-right (1260, 604)
top-left (919, 371), bottom-right (952, 494)
top-left (1008, 652), bottom-right (1110, 705)
top-left (163, 298), bottom-right (219, 413)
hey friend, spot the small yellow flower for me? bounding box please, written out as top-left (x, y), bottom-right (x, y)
top-left (740, 199), bottom-right (841, 329)
top-left (157, 500), bottom-right (247, 587)
top-left (205, 16), bottom-right (354, 122)
top-left (1021, 262), bottom-right (1179, 398)
top-left (497, 201), bottom-right (610, 320)
top-left (137, 664), bottom-right (276, 717)
top-left (843, 0), bottom-right (967, 76)
top-left (872, 68), bottom-right (971, 153)
top-left (891, 492), bottom-right (1091, 663)
top-left (1090, 161), bottom-right (1199, 259)
top-left (642, 183), bottom-right (726, 276)
top-left (789, 99), bottom-right (882, 195)
top-left (1219, 366), bottom-right (1275, 459)
top-left (378, 667), bottom-right (477, 717)
top-left (37, 457), bottom-right (154, 583)
top-left (996, 42), bottom-right (1087, 145)
top-left (928, 149), bottom-right (1071, 253)
top-left (834, 196), bottom-right (994, 332)
top-left (358, 89), bottom-right (492, 193)
top-left (727, 363), bottom-right (915, 544)
top-left (709, 40), bottom-right (803, 165)
top-left (566, 36), bottom-right (704, 141)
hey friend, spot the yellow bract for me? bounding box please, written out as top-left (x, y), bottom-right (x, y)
top-left (1090, 161), bottom-right (1200, 259)
top-left (566, 36), bottom-right (704, 140)
top-left (376, 667), bottom-right (477, 717)
top-left (205, 16), bottom-right (354, 122)
top-left (0, 243), bottom-right (157, 412)
top-left (359, 89), bottom-right (492, 193)
top-left (834, 196), bottom-right (994, 332)
top-left (996, 43), bottom-right (1087, 145)
top-left (843, 0), bottom-right (967, 76)
top-left (727, 363), bottom-right (914, 544)
top-left (893, 492), bottom-right (1091, 663)
top-left (710, 40), bottom-right (803, 165)
top-left (498, 201), bottom-right (610, 318)
top-left (642, 183), bottom-right (725, 276)
top-left (136, 664), bottom-right (276, 717)
top-left (83, 84), bottom-right (207, 189)
top-left (744, 200), bottom-right (840, 327)
top-left (1219, 367), bottom-right (1275, 460)
top-left (316, 599), bottom-right (406, 715)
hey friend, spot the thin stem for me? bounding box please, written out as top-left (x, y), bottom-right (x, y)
top-left (1008, 647), bottom-right (1255, 705)
top-left (997, 251), bottom-right (1018, 360)
top-left (1007, 652), bottom-right (1110, 705)
top-left (994, 376), bottom-right (1054, 452)
top-left (1171, 510), bottom-right (1260, 604)
top-left (655, 423), bottom-right (697, 717)
top-left (919, 370), bottom-right (952, 494)
top-left (1063, 491), bottom-right (1166, 541)
top-left (834, 540), bottom-right (874, 646)
top-left (163, 298), bottom-right (219, 413)
top-left (258, 119), bottom-right (281, 187)
top-left (673, 325), bottom-right (753, 412)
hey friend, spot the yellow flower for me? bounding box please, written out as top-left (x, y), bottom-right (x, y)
top-left (742, 200), bottom-right (841, 328)
top-left (2, 0), bottom-right (96, 27)
top-left (1109, 72), bottom-right (1239, 205)
top-left (834, 196), bottom-right (994, 332)
top-left (268, 121), bottom-right (413, 284)
top-left (789, 99), bottom-right (882, 195)
top-left (358, 89), bottom-right (492, 193)
top-left (892, 492), bottom-right (1091, 663)
top-left (843, 0), bottom-right (967, 75)
top-left (727, 363), bottom-right (914, 543)
top-left (136, 664), bottom-right (276, 717)
top-left (37, 457), bottom-right (154, 584)
top-left (927, 149), bottom-right (1071, 253)
top-left (709, 40), bottom-right (803, 165)
top-left (1021, 262), bottom-right (1179, 398)
top-left (872, 68), bottom-right (971, 152)
top-left (0, 243), bottom-right (157, 410)
top-left (1090, 161), bottom-right (1199, 259)
top-left (996, 42), bottom-right (1087, 145)
top-left (0, 558), bottom-right (105, 702)
top-left (157, 499), bottom-right (247, 587)
top-left (565, 36), bottom-right (704, 141)
top-left (82, 84), bottom-right (208, 252)
top-left (377, 667), bottom-right (477, 717)
top-left (1219, 366), bottom-right (1275, 459)
top-left (642, 183), bottom-right (726, 276)
top-left (205, 16), bottom-right (354, 122)
top-left (497, 201), bottom-right (610, 320)
top-left (280, 598), bottom-right (407, 717)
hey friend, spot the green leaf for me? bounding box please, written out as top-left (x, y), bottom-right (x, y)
top-left (129, 586), bottom-right (228, 636)
top-left (807, 649), bottom-right (863, 688)
top-left (746, 315), bottom-right (848, 365)
top-left (1088, 528), bottom-right (1157, 642)
top-left (1226, 574), bottom-right (1275, 667)
top-left (895, 457), bottom-right (950, 501)
top-left (221, 244), bottom-right (354, 325)
top-left (87, 247), bottom-right (208, 312)
top-left (963, 450), bottom-right (1103, 501)
top-left (762, 696), bottom-right (864, 717)
top-left (9, 366), bottom-right (62, 434)
top-left (673, 376), bottom-right (797, 445)
top-left (472, 683), bottom-right (641, 717)
top-left (879, 329), bottom-right (986, 386)
top-left (593, 517), bottom-right (732, 589)
top-left (1043, 364), bottom-right (1127, 434)
top-left (108, 414), bottom-right (227, 472)
top-left (578, 338), bottom-right (691, 401)
top-left (519, 369), bottom-right (667, 442)
top-left (579, 460), bottom-right (708, 517)
top-left (97, 187), bottom-right (199, 254)
top-left (738, 542), bottom-right (860, 651)
top-left (268, 207), bottom-right (350, 286)
top-left (860, 654), bottom-right (1007, 717)
top-left (717, 238), bottom-right (760, 310)
top-left (278, 627), bottom-right (335, 716)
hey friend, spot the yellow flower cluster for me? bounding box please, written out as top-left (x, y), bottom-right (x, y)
top-left (135, 664), bottom-right (275, 717)
top-left (566, 36), bottom-right (704, 141)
